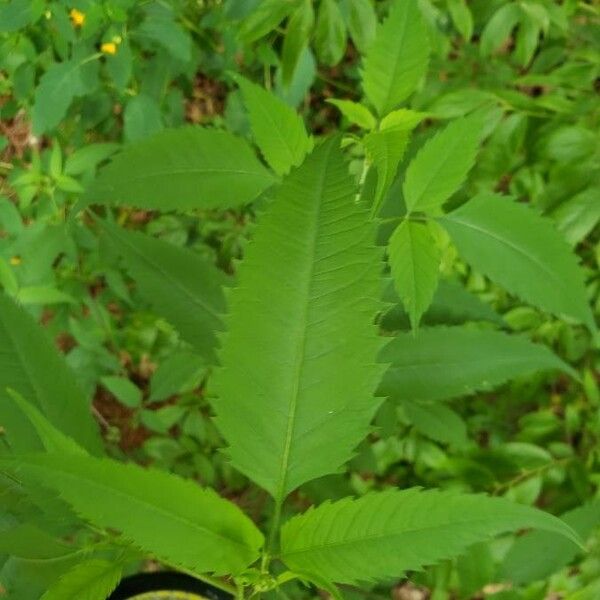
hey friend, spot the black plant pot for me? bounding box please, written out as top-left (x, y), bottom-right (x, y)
top-left (109, 572), bottom-right (232, 600)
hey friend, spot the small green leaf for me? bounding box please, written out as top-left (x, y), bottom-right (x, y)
top-left (40, 559), bottom-right (122, 600)
top-left (101, 376), bottom-right (142, 408)
top-left (123, 94), bottom-right (163, 142)
top-left (344, 0), bottom-right (376, 54)
top-left (388, 220), bottom-right (440, 330)
top-left (327, 99), bottom-right (376, 130)
top-left (480, 4), bottom-right (521, 57)
top-left (447, 0), bottom-right (473, 41)
top-left (239, 0), bottom-right (296, 42)
top-left (236, 75), bottom-right (312, 175)
top-left (314, 0), bottom-right (347, 66)
top-left (404, 114), bottom-right (482, 214)
top-left (362, 0), bottom-right (430, 116)
top-left (281, 0), bottom-right (314, 86)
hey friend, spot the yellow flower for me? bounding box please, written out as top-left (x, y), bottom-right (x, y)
top-left (101, 42), bottom-right (118, 55)
top-left (69, 8), bottom-right (85, 27)
top-left (9, 256), bottom-right (21, 266)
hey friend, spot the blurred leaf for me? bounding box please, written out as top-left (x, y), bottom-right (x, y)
top-left (314, 0), bottom-right (347, 66)
top-left (100, 376), bottom-right (142, 408)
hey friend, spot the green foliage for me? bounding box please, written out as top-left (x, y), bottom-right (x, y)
top-left (236, 76), bottom-right (312, 175)
top-left (0, 293), bottom-right (102, 454)
top-left (1, 453), bottom-right (264, 576)
top-left (388, 220), bottom-right (440, 329)
top-left (362, 0), bottom-right (429, 116)
top-left (212, 138), bottom-right (384, 500)
top-left (440, 194), bottom-right (596, 331)
top-left (379, 327), bottom-right (575, 403)
top-left (98, 219), bottom-right (228, 363)
top-left (40, 559), bottom-right (122, 600)
top-left (280, 488), bottom-right (579, 584)
top-left (86, 128), bottom-right (275, 211)
top-left (403, 114), bottom-right (482, 214)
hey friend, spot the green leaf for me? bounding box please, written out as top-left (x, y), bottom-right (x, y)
top-left (1, 454), bottom-right (264, 576)
top-left (0, 292), bottom-right (102, 454)
top-left (280, 488), bottom-right (580, 584)
top-left (239, 0), bottom-right (297, 43)
top-left (440, 194), bottom-right (596, 331)
top-left (98, 220), bottom-right (227, 363)
top-left (381, 278), bottom-right (504, 331)
top-left (362, 0), bottom-right (430, 116)
top-left (388, 220), bottom-right (440, 330)
top-left (236, 76), bottom-right (312, 175)
top-left (327, 99), bottom-right (376, 130)
top-left (100, 376), bottom-right (142, 408)
top-left (86, 127), bottom-right (275, 211)
top-left (403, 115), bottom-right (482, 214)
top-left (0, 522), bottom-right (72, 560)
top-left (138, 3), bottom-right (192, 62)
top-left (6, 390), bottom-right (86, 455)
top-left (344, 0), bottom-right (377, 54)
top-left (64, 144), bottom-right (120, 176)
top-left (40, 559), bottom-right (122, 600)
top-left (552, 187), bottom-right (600, 246)
top-left (480, 4), bottom-right (521, 57)
top-left (314, 0), bottom-right (347, 66)
top-left (281, 0), bottom-right (314, 86)
top-left (0, 0), bottom-right (43, 33)
top-left (212, 138), bottom-right (384, 500)
top-left (447, 0), bottom-right (473, 41)
top-left (501, 500), bottom-right (600, 584)
top-left (402, 401), bottom-right (467, 447)
top-left (149, 351), bottom-right (205, 402)
top-left (378, 326), bottom-right (575, 403)
top-left (123, 94), bottom-right (163, 142)
top-left (32, 62), bottom-right (81, 134)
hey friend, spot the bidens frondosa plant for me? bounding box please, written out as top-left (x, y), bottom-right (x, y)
top-left (0, 1), bottom-right (595, 598)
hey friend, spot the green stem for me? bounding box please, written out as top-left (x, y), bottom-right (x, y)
top-left (262, 498), bottom-right (283, 573)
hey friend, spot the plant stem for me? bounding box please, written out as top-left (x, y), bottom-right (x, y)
top-left (262, 498), bottom-right (283, 573)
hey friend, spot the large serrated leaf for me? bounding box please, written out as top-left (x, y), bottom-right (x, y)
top-left (98, 220), bottom-right (228, 363)
top-left (86, 128), bottom-right (275, 211)
top-left (361, 0), bottom-right (429, 116)
top-left (378, 326), bottom-right (575, 403)
top-left (0, 454), bottom-right (264, 576)
top-left (212, 138), bottom-right (384, 501)
top-left (0, 293), bottom-right (102, 454)
top-left (440, 194), bottom-right (596, 332)
top-left (280, 488), bottom-right (580, 585)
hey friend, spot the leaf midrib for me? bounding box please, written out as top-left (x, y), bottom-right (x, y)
top-left (274, 141), bottom-right (334, 503)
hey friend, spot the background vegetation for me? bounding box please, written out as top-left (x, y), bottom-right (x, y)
top-left (0, 0), bottom-right (598, 598)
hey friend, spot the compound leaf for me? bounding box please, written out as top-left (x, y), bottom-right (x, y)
top-left (86, 128), bottom-right (275, 211)
top-left (213, 138), bottom-right (384, 501)
top-left (362, 0), bottom-right (429, 116)
top-left (440, 194), bottom-right (596, 331)
top-left (1, 454), bottom-right (264, 576)
top-left (378, 326), bottom-right (575, 403)
top-left (280, 488), bottom-right (580, 585)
